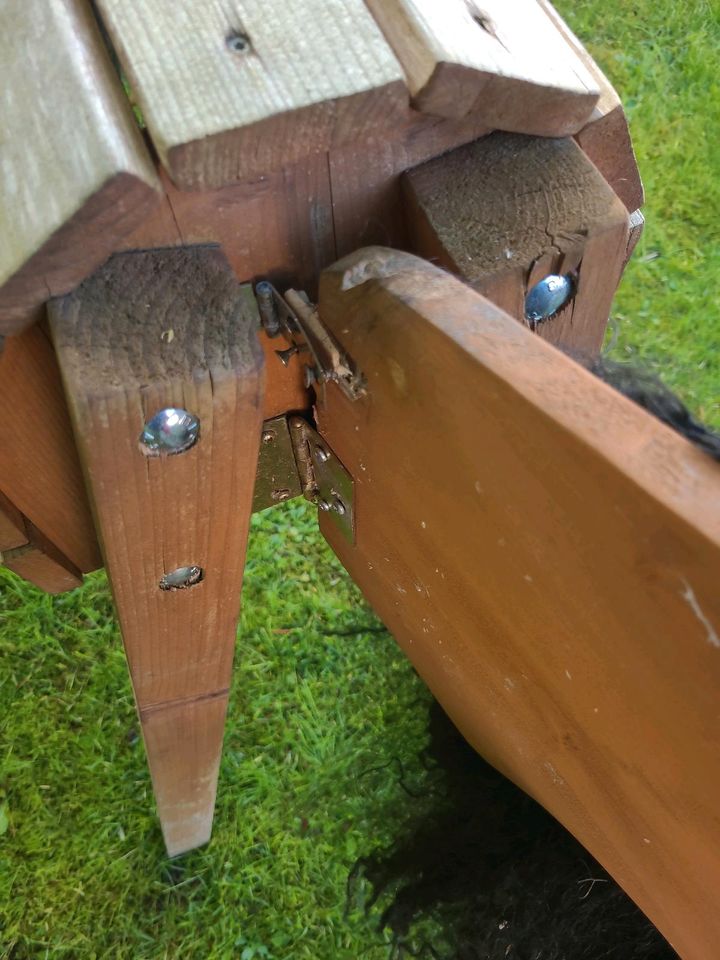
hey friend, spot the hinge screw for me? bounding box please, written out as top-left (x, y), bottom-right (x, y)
top-left (331, 498), bottom-right (346, 516)
top-left (318, 498), bottom-right (331, 512)
top-left (314, 446), bottom-right (330, 464)
top-left (262, 429), bottom-right (277, 444)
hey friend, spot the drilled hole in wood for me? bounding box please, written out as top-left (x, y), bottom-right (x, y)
top-left (226, 31), bottom-right (251, 54)
top-left (159, 565), bottom-right (204, 591)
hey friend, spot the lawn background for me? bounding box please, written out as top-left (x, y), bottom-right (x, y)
top-left (1, 2), bottom-right (718, 957)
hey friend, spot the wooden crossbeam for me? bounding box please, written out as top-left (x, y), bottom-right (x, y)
top-left (0, 0), bottom-right (159, 335)
top-left (403, 133), bottom-right (629, 358)
top-left (365, 0), bottom-right (599, 132)
top-left (96, 0), bottom-right (408, 188)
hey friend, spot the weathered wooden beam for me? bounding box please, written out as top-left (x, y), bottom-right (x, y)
top-left (49, 247), bottom-right (264, 855)
top-left (97, 0), bottom-right (408, 188)
top-left (315, 247), bottom-right (720, 960)
top-left (403, 133), bottom-right (629, 358)
top-left (365, 0), bottom-right (599, 133)
top-left (0, 0), bottom-right (159, 335)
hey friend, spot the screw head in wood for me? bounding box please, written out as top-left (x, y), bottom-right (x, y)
top-left (524, 274), bottom-right (574, 325)
top-left (139, 408), bottom-right (200, 456)
top-left (226, 32), bottom-right (250, 53)
top-left (159, 565), bottom-right (204, 591)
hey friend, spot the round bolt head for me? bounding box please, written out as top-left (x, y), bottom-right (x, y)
top-left (159, 565), bottom-right (203, 591)
top-left (262, 429), bottom-right (277, 444)
top-left (139, 408), bottom-right (199, 456)
top-left (331, 497), bottom-right (346, 516)
top-left (524, 274), bottom-right (574, 324)
top-left (314, 446), bottom-right (330, 464)
top-left (318, 498), bottom-right (331, 512)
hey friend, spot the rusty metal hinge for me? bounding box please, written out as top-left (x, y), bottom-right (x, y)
top-left (254, 280), bottom-right (365, 401)
top-left (252, 415), bottom-right (355, 544)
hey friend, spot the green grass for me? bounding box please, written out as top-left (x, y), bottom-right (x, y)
top-left (1, 2), bottom-right (718, 957)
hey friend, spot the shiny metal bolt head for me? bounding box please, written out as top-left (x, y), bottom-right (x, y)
top-left (159, 565), bottom-right (203, 591)
top-left (262, 429), bottom-right (277, 444)
top-left (314, 446), bottom-right (330, 464)
top-left (331, 498), bottom-right (346, 516)
top-left (524, 274), bottom-right (574, 325)
top-left (140, 408), bottom-right (199, 456)
top-left (318, 498), bottom-right (331, 512)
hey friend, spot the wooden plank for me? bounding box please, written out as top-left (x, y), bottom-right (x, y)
top-left (0, 0), bottom-right (160, 335)
top-left (97, 0), bottom-right (407, 188)
top-left (403, 133), bottom-right (629, 358)
top-left (314, 248), bottom-right (720, 960)
top-left (2, 521), bottom-right (83, 594)
top-left (364, 0), bottom-right (598, 133)
top-left (122, 114), bottom-right (493, 417)
top-left (0, 323), bottom-right (101, 573)
top-left (49, 247), bottom-right (264, 853)
top-left (0, 492), bottom-right (27, 552)
top-left (537, 0), bottom-right (643, 211)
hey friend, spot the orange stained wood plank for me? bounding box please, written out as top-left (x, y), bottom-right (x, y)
top-left (0, 0), bottom-right (160, 335)
top-left (403, 133), bottom-right (629, 358)
top-left (122, 113), bottom-right (493, 417)
top-left (314, 247), bottom-right (720, 960)
top-left (0, 492), bottom-right (27, 551)
top-left (0, 323), bottom-right (101, 573)
top-left (50, 247), bottom-right (265, 854)
top-left (1, 517), bottom-right (83, 594)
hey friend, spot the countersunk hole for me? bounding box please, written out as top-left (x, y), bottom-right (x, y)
top-left (226, 31), bottom-right (251, 54)
top-left (159, 565), bottom-right (204, 591)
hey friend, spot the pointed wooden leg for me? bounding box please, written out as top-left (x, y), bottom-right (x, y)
top-left (49, 247), bottom-right (264, 855)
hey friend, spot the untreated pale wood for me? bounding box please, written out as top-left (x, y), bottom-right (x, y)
top-left (403, 133), bottom-right (629, 357)
top-left (49, 247), bottom-right (264, 855)
top-left (97, 0), bottom-right (407, 188)
top-left (315, 247), bottom-right (720, 960)
top-left (365, 0), bottom-right (598, 133)
top-left (0, 0), bottom-right (159, 335)
top-left (0, 324), bottom-right (101, 573)
top-left (537, 0), bottom-right (643, 211)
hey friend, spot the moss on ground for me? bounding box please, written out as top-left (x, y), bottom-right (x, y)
top-left (1, 1), bottom-right (718, 956)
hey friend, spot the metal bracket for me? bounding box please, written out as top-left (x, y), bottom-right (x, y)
top-left (251, 414), bottom-right (355, 544)
top-left (254, 280), bottom-right (365, 401)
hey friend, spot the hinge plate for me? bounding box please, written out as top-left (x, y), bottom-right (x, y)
top-left (251, 414), bottom-right (355, 544)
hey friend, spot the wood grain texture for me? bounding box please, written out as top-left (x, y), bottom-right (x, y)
top-left (315, 248), bottom-right (720, 960)
top-left (98, 0), bottom-right (407, 188)
top-left (141, 693), bottom-right (229, 857)
top-left (0, 323), bottom-right (101, 573)
top-left (537, 0), bottom-right (643, 211)
top-left (2, 519), bottom-right (83, 594)
top-left (50, 247), bottom-right (264, 853)
top-left (122, 113), bottom-right (493, 417)
top-left (0, 492), bottom-right (28, 552)
top-left (403, 133), bottom-right (629, 358)
top-left (365, 0), bottom-right (598, 133)
top-left (0, 0), bottom-right (159, 335)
